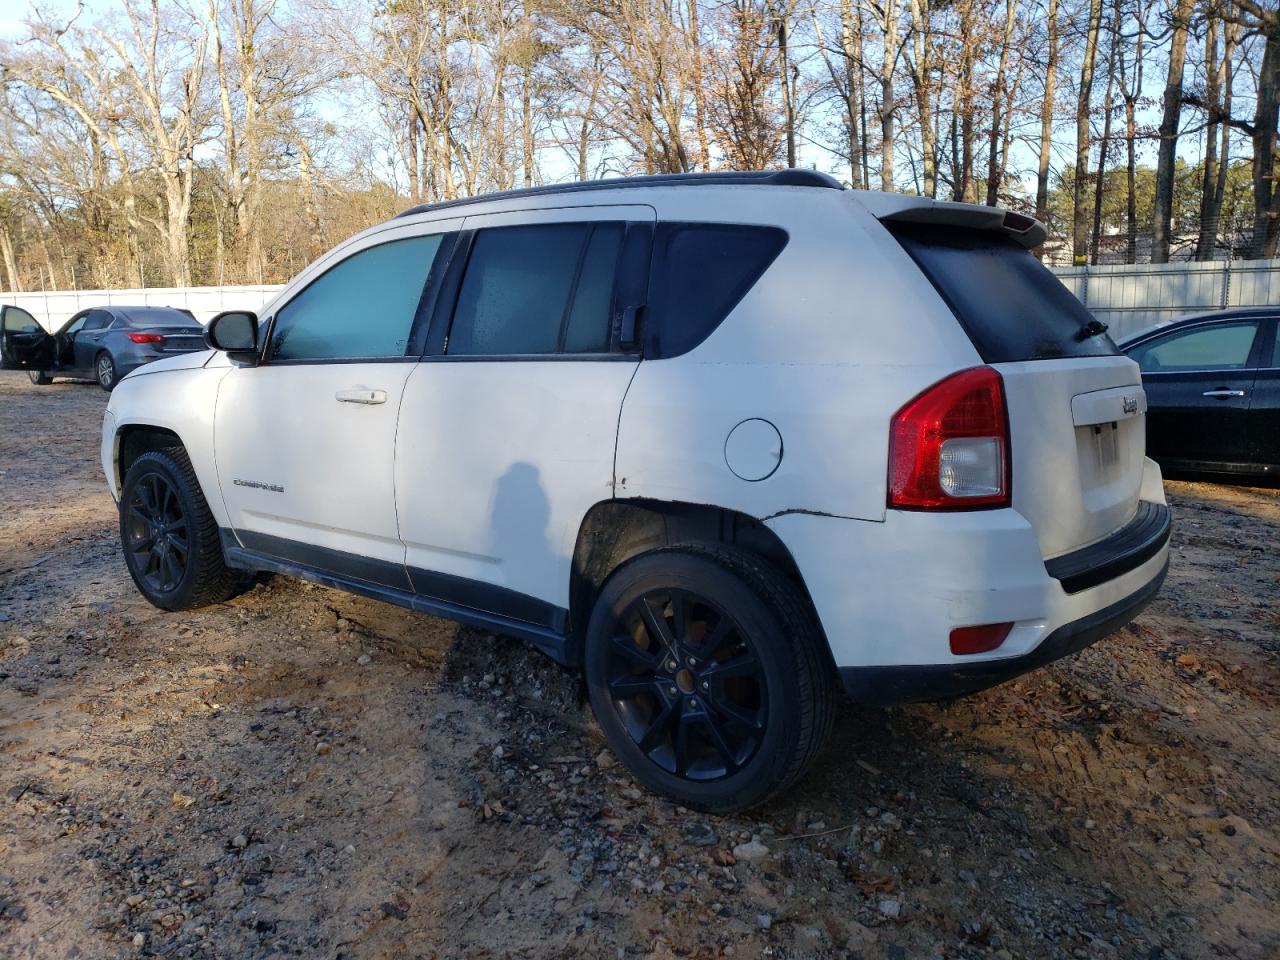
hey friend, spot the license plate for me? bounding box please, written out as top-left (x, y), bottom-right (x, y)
top-left (1094, 421), bottom-right (1120, 471)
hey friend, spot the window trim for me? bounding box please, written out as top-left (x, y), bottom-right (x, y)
top-left (429, 219), bottom-right (646, 361)
top-left (1128, 317), bottom-right (1268, 376)
top-left (259, 231), bottom-right (459, 366)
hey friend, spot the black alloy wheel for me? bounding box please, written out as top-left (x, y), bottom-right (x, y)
top-left (123, 470), bottom-right (189, 594)
top-left (119, 448), bottom-right (246, 611)
top-left (606, 588), bottom-right (767, 781)
top-left (585, 546), bottom-right (834, 812)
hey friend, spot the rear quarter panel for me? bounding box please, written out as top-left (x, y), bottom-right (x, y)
top-left (615, 189), bottom-right (981, 523)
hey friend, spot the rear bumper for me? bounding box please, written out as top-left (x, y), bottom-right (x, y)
top-left (839, 558), bottom-right (1167, 705)
top-left (765, 456), bottom-right (1171, 695)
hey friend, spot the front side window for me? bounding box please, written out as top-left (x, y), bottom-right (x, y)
top-left (1129, 322), bottom-right (1260, 373)
top-left (447, 222), bottom-right (624, 356)
top-left (3, 306), bottom-right (40, 332)
top-left (269, 234), bottom-right (444, 361)
top-left (64, 314), bottom-right (89, 335)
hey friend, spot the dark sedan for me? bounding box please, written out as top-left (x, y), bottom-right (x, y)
top-left (0, 304), bottom-right (207, 391)
top-left (1120, 307), bottom-right (1278, 477)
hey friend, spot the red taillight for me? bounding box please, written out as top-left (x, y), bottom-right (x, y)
top-left (888, 366), bottom-right (1010, 510)
top-left (127, 332), bottom-right (165, 344)
top-left (949, 622), bottom-right (1014, 656)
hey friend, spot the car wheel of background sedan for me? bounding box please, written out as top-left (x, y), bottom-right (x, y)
top-left (120, 448), bottom-right (247, 611)
top-left (96, 352), bottom-right (117, 391)
top-left (28, 369), bottom-right (52, 385)
top-left (584, 545), bottom-right (835, 813)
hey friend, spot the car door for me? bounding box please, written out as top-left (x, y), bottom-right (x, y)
top-left (0, 305), bottom-right (53, 371)
top-left (1246, 318), bottom-right (1280, 469)
top-left (395, 205), bottom-right (653, 625)
top-left (1128, 317), bottom-right (1264, 466)
top-left (56, 312), bottom-right (91, 372)
top-left (73, 309), bottom-right (115, 375)
top-left (214, 219), bottom-right (461, 579)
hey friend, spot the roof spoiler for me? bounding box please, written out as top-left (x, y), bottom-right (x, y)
top-left (854, 192), bottom-right (1048, 250)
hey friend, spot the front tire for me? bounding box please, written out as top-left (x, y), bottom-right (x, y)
top-left (28, 369), bottom-right (52, 385)
top-left (96, 352), bottom-right (117, 391)
top-left (119, 448), bottom-right (242, 611)
top-left (584, 546), bottom-right (834, 813)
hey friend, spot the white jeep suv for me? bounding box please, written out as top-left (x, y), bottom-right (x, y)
top-left (101, 170), bottom-right (1170, 812)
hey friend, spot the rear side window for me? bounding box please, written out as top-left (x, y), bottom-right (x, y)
top-left (447, 222), bottom-right (623, 356)
top-left (646, 223), bottom-right (787, 359)
top-left (888, 224), bottom-right (1119, 363)
top-left (84, 310), bottom-right (112, 331)
top-left (269, 234), bottom-right (444, 361)
top-left (1128, 321), bottom-right (1260, 372)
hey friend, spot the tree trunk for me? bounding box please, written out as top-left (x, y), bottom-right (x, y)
top-left (521, 65), bottom-right (535, 188)
top-left (1250, 16), bottom-right (1279, 258)
top-left (1213, 17), bottom-right (1237, 252)
top-left (878, 0), bottom-right (899, 191)
top-left (776, 2), bottom-right (797, 168)
top-left (985, 0), bottom-right (1017, 206)
top-left (687, 0), bottom-right (712, 170)
top-left (840, 0), bottom-right (865, 187)
top-left (1034, 0), bottom-right (1059, 234)
top-left (1072, 0), bottom-right (1102, 264)
top-left (1151, 0), bottom-right (1194, 263)
top-left (909, 0), bottom-right (936, 197)
top-left (0, 225), bottom-right (20, 292)
top-left (1195, 10), bottom-right (1224, 261)
top-left (1090, 13), bottom-right (1118, 264)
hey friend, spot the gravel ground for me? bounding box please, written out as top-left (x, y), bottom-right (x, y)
top-left (1, 371), bottom-right (1277, 960)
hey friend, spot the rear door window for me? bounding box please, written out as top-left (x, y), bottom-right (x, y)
top-left (888, 224), bottom-right (1119, 363)
top-left (447, 222), bottom-right (624, 356)
top-left (645, 223), bottom-right (787, 359)
top-left (1128, 321), bottom-right (1261, 372)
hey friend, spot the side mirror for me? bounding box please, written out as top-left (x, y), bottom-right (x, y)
top-left (205, 310), bottom-right (259, 362)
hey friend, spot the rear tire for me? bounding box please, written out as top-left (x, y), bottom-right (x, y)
top-left (584, 545), bottom-right (835, 813)
top-left (96, 352), bottom-right (117, 391)
top-left (119, 448), bottom-right (243, 611)
top-left (28, 369), bottom-right (52, 385)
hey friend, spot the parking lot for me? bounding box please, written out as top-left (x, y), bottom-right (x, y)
top-left (0, 370), bottom-right (1277, 960)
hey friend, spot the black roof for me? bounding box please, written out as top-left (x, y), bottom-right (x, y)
top-left (396, 169), bottom-right (844, 220)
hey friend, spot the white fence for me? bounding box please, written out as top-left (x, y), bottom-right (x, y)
top-left (0, 285), bottom-right (283, 332)
top-left (4, 259), bottom-right (1279, 339)
top-left (1053, 259), bottom-right (1280, 341)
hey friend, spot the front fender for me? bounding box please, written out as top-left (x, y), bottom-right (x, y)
top-left (104, 365), bottom-right (231, 526)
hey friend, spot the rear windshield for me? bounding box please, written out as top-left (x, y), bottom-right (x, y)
top-left (121, 307), bottom-right (198, 327)
top-left (888, 224), bottom-right (1119, 363)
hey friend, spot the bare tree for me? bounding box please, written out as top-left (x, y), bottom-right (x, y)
top-left (1073, 0), bottom-right (1104, 263)
top-left (1034, 0), bottom-right (1060, 238)
top-left (1151, 0), bottom-right (1194, 263)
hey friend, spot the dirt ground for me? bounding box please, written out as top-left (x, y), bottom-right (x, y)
top-left (0, 371), bottom-right (1277, 960)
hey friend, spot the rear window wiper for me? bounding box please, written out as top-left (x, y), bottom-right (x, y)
top-left (1075, 319), bottom-right (1109, 342)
